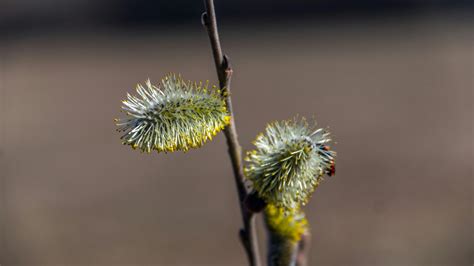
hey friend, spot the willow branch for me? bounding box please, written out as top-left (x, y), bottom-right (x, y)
top-left (201, 1), bottom-right (261, 266)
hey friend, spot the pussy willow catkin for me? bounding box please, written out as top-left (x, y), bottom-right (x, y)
top-left (245, 118), bottom-right (336, 209)
top-left (265, 204), bottom-right (308, 243)
top-left (116, 74), bottom-right (230, 153)
top-left (265, 204), bottom-right (308, 266)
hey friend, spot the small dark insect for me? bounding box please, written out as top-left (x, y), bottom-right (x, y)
top-left (328, 162), bottom-right (336, 176)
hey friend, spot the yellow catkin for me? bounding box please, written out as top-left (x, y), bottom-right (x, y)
top-left (116, 74), bottom-right (230, 153)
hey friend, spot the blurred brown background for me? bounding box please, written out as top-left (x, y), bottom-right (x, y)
top-left (0, 1), bottom-right (473, 265)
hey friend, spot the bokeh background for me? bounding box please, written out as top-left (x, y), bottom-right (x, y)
top-left (1, 0), bottom-right (472, 265)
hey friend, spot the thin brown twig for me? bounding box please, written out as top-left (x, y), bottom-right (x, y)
top-left (201, 1), bottom-right (261, 266)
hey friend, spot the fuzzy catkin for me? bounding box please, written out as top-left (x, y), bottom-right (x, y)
top-left (265, 204), bottom-right (307, 266)
top-left (116, 74), bottom-right (230, 153)
top-left (245, 118), bottom-right (336, 210)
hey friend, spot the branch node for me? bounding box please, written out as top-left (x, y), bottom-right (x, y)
top-left (223, 54), bottom-right (232, 71)
top-left (244, 190), bottom-right (267, 213)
